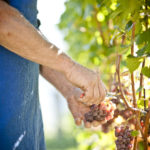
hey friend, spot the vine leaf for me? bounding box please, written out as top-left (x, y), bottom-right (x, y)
top-left (136, 43), bottom-right (150, 56)
top-left (145, 43), bottom-right (150, 55)
top-left (137, 99), bottom-right (148, 109)
top-left (136, 45), bottom-right (146, 56)
top-left (136, 86), bottom-right (143, 93)
top-left (131, 130), bottom-right (139, 137)
top-left (125, 20), bottom-right (133, 31)
top-left (136, 29), bottom-right (150, 44)
top-left (141, 66), bottom-right (150, 78)
top-left (126, 55), bottom-right (143, 73)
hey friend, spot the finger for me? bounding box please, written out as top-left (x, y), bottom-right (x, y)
top-left (92, 120), bottom-right (100, 127)
top-left (84, 122), bottom-right (91, 128)
top-left (74, 88), bottom-right (84, 101)
top-left (80, 93), bottom-right (85, 99)
top-left (93, 84), bottom-right (100, 104)
top-left (84, 101), bottom-right (93, 106)
top-left (98, 82), bottom-right (106, 101)
top-left (96, 73), bottom-right (106, 101)
top-left (78, 92), bottom-right (92, 106)
top-left (79, 88), bottom-right (94, 106)
top-left (84, 88), bottom-right (93, 103)
top-left (75, 118), bottom-right (82, 126)
top-left (97, 74), bottom-right (103, 101)
top-left (99, 119), bottom-right (107, 124)
top-left (83, 116), bottom-right (92, 128)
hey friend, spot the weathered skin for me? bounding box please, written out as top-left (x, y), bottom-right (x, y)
top-left (40, 67), bottom-right (102, 127)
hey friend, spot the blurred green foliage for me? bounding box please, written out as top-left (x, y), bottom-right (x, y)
top-left (45, 114), bottom-right (77, 150)
top-left (57, 0), bottom-right (150, 149)
top-left (46, 133), bottom-right (77, 150)
top-left (58, 0), bottom-right (150, 82)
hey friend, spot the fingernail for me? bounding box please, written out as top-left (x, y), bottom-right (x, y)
top-left (80, 93), bottom-right (85, 98)
top-left (75, 118), bottom-right (81, 126)
top-left (93, 121), bottom-right (100, 127)
top-left (85, 122), bottom-right (91, 128)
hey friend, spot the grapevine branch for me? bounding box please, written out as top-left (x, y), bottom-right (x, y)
top-left (121, 34), bottom-right (126, 45)
top-left (130, 22), bottom-right (140, 150)
top-left (143, 1), bottom-right (149, 145)
top-left (139, 1), bottom-right (149, 149)
top-left (144, 110), bottom-right (150, 150)
top-left (139, 60), bottom-right (145, 98)
top-left (144, 89), bottom-right (146, 110)
top-left (116, 55), bottom-right (130, 108)
top-left (131, 22), bottom-right (137, 108)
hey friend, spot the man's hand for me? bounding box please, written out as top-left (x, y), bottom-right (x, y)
top-left (66, 63), bottom-right (106, 106)
top-left (40, 66), bottom-right (105, 128)
top-left (67, 88), bottom-right (104, 128)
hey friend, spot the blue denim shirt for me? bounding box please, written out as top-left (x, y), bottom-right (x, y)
top-left (0, 0), bottom-right (46, 149)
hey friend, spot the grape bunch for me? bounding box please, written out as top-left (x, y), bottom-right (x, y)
top-left (84, 101), bottom-right (116, 123)
top-left (115, 126), bottom-right (133, 150)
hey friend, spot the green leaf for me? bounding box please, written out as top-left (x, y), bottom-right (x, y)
top-left (137, 44), bottom-right (150, 56)
top-left (148, 0), bottom-right (150, 7)
top-left (136, 29), bottom-right (150, 45)
top-left (126, 55), bottom-right (143, 73)
top-left (136, 86), bottom-right (143, 93)
top-left (131, 130), bottom-right (139, 137)
top-left (136, 48), bottom-right (146, 56)
top-left (125, 20), bottom-right (133, 31)
top-left (137, 99), bottom-right (148, 109)
top-left (136, 45), bottom-right (147, 56)
top-left (145, 43), bottom-right (150, 55)
top-left (141, 66), bottom-right (150, 78)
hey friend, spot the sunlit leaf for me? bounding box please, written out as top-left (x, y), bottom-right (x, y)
top-left (137, 99), bottom-right (148, 109)
top-left (141, 66), bottom-right (150, 78)
top-left (125, 20), bottom-right (133, 31)
top-left (126, 55), bottom-right (143, 73)
top-left (136, 86), bottom-right (143, 93)
top-left (136, 45), bottom-right (147, 56)
top-left (136, 29), bottom-right (150, 45)
top-left (131, 130), bottom-right (139, 137)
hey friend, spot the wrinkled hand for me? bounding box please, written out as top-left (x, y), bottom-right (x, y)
top-left (67, 88), bottom-right (104, 128)
top-left (66, 63), bottom-right (106, 106)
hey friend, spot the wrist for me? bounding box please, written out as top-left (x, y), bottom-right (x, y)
top-left (60, 55), bottom-right (76, 77)
top-left (62, 84), bottom-right (76, 100)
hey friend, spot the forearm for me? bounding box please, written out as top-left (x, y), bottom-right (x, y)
top-left (0, 1), bottom-right (74, 74)
top-left (40, 65), bottom-right (78, 99)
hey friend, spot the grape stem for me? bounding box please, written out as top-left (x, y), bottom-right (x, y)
top-left (139, 60), bottom-right (145, 99)
top-left (130, 22), bottom-right (137, 108)
top-left (144, 110), bottom-right (150, 150)
top-left (116, 55), bottom-right (130, 108)
top-left (130, 22), bottom-right (138, 150)
top-left (121, 34), bottom-right (126, 45)
top-left (139, 1), bottom-right (149, 149)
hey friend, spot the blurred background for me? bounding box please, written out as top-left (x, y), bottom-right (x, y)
top-left (37, 0), bottom-right (150, 150)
